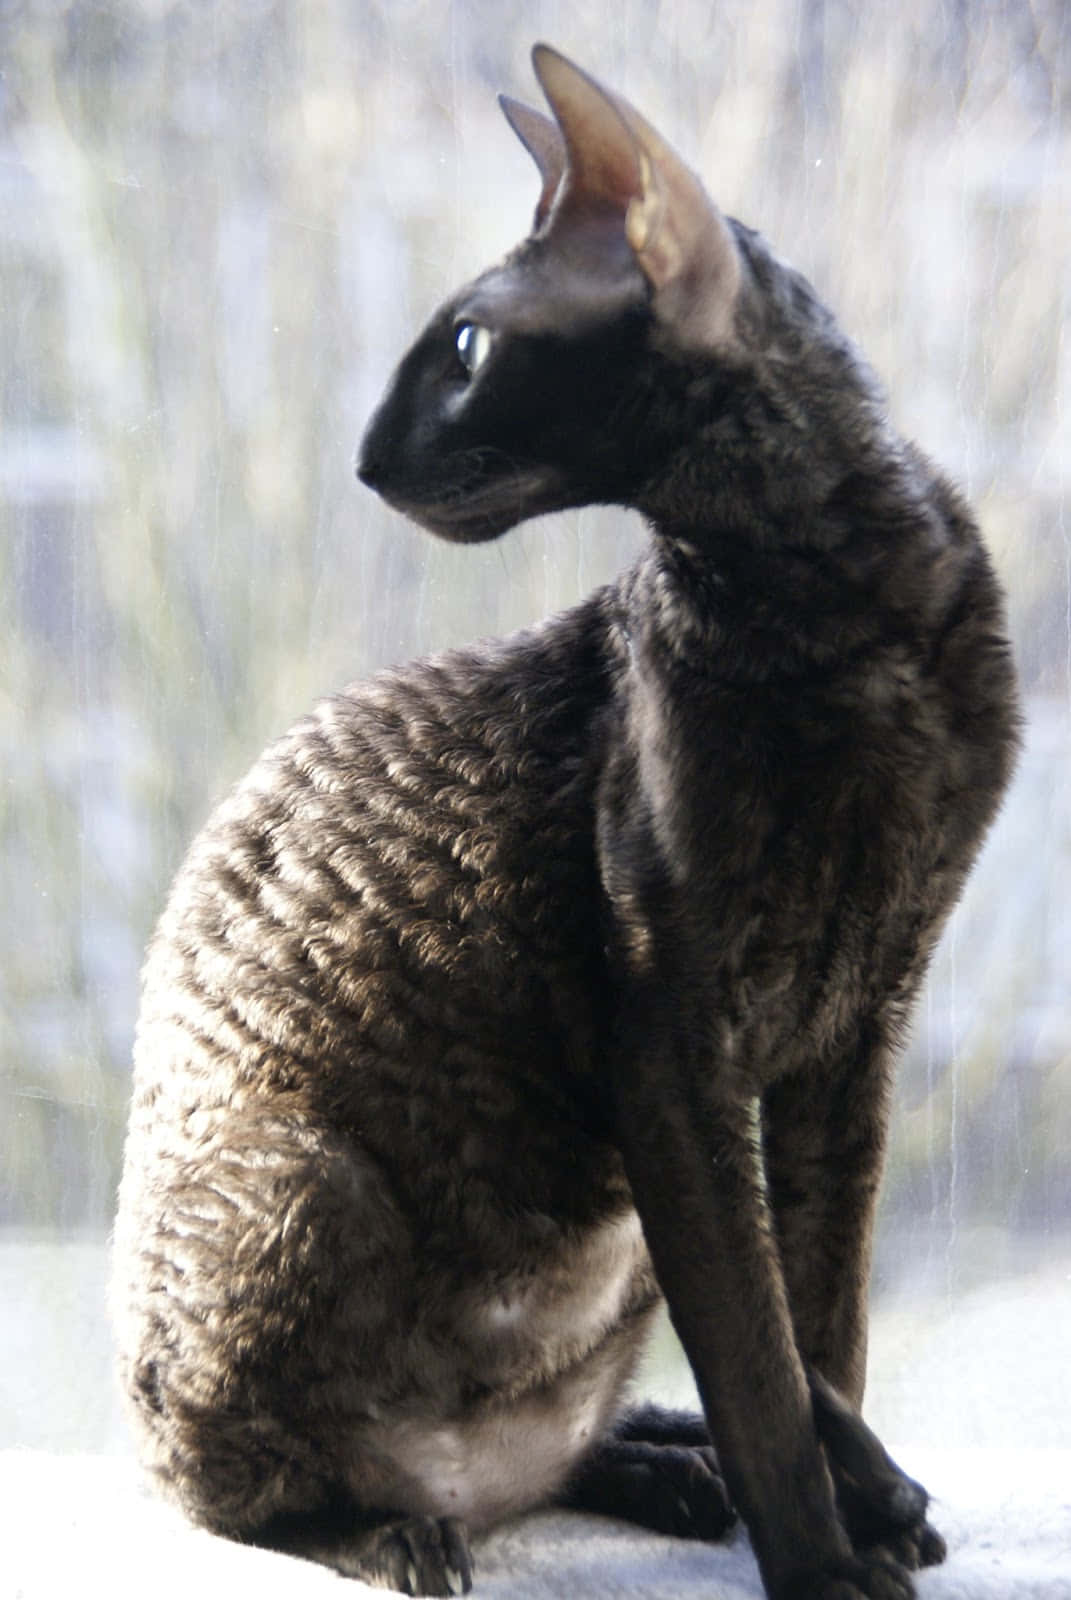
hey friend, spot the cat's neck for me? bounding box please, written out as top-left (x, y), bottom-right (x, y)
top-left (624, 441), bottom-right (957, 687)
top-left (633, 339), bottom-right (897, 557)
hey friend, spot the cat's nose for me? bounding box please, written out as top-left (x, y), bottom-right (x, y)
top-left (355, 445), bottom-right (381, 488)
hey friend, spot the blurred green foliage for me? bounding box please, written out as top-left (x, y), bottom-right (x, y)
top-left (1, 0), bottom-right (1068, 1240)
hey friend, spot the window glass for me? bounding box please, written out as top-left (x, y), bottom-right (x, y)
top-left (3, 0), bottom-right (1067, 1460)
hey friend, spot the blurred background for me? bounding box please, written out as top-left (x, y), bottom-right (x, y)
top-left (2, 0), bottom-right (1068, 1457)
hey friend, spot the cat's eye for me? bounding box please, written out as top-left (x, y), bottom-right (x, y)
top-left (455, 322), bottom-right (492, 377)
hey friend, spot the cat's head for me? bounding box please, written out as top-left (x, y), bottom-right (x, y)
top-left (357, 45), bottom-right (876, 545)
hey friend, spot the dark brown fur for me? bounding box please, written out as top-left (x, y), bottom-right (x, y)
top-left (113, 45), bottom-right (1018, 1600)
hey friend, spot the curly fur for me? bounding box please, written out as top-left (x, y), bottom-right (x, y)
top-left (113, 44), bottom-right (1018, 1600)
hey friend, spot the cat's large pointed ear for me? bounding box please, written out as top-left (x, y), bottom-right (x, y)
top-left (499, 96), bottom-right (566, 228)
top-left (531, 44), bottom-right (742, 347)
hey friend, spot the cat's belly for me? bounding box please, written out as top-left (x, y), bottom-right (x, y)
top-left (355, 1372), bottom-right (620, 1529)
top-left (470, 1207), bottom-right (654, 1374)
top-left (347, 1208), bottom-right (659, 1528)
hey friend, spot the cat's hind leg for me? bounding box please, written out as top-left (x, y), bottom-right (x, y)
top-left (260, 1499), bottom-right (473, 1596)
top-left (612, 1400), bottom-right (711, 1447)
top-left (558, 1407), bottom-right (735, 1541)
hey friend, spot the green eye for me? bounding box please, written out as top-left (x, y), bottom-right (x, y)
top-left (455, 322), bottom-right (492, 376)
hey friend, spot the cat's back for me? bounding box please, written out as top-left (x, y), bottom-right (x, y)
top-left (113, 587), bottom-right (662, 1522)
top-left (111, 584), bottom-right (676, 1541)
top-left (126, 591), bottom-right (620, 1144)
top-left (115, 589), bottom-right (635, 1332)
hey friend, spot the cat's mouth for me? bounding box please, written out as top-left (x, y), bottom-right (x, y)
top-left (358, 456), bottom-right (567, 545)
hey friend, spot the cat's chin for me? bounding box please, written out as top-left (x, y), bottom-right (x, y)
top-left (376, 473), bottom-right (572, 546)
top-left (402, 503), bottom-right (522, 545)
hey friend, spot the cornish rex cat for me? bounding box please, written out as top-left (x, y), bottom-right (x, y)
top-left (113, 43), bottom-right (1018, 1600)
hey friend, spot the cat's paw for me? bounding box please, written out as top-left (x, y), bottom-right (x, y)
top-left (336, 1514), bottom-right (473, 1596)
top-left (842, 1501), bottom-right (947, 1574)
top-left (633, 1443), bottom-right (737, 1540)
top-left (777, 1550), bottom-right (916, 1600)
top-left (562, 1439), bottom-right (736, 1540)
top-left (807, 1368), bottom-right (946, 1572)
top-left (832, 1456), bottom-right (946, 1571)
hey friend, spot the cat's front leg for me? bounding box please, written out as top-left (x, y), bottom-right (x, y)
top-left (761, 1042), bottom-right (894, 1409)
top-left (609, 1004), bottom-right (918, 1600)
top-left (808, 1372), bottom-right (947, 1574)
top-left (762, 1052), bottom-right (946, 1572)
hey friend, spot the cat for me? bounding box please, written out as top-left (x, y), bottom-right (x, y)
top-left (112, 43), bottom-right (1019, 1600)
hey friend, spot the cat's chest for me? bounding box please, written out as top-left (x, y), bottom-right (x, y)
top-left (605, 643), bottom-right (960, 1051)
top-left (633, 620), bottom-right (953, 862)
